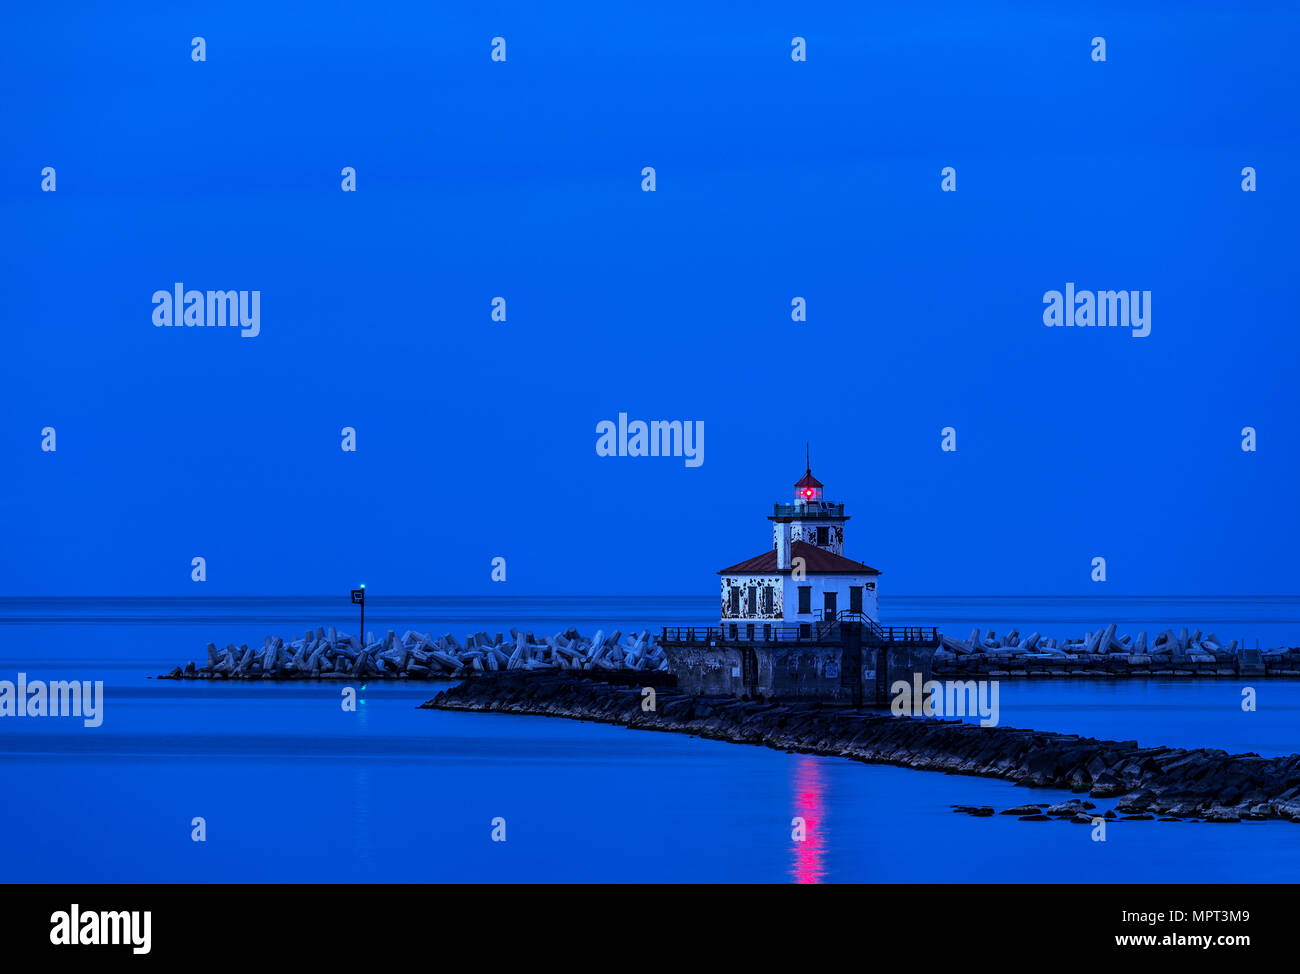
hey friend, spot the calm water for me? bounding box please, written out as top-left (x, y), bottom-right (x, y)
top-left (2, 595), bottom-right (1299, 883)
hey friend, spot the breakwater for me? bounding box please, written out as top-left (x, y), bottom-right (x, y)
top-left (159, 626), bottom-right (668, 680)
top-left (934, 624), bottom-right (1298, 676)
top-left (156, 619), bottom-right (1300, 681)
top-left (425, 672), bottom-right (1300, 823)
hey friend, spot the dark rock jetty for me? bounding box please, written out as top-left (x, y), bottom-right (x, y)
top-left (424, 672), bottom-right (1300, 824)
top-left (935, 624), bottom-right (1297, 677)
top-left (158, 626), bottom-right (667, 680)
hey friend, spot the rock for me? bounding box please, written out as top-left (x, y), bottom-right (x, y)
top-left (1045, 801), bottom-right (1088, 816)
top-left (941, 636), bottom-right (971, 655)
top-left (1202, 807), bottom-right (1241, 823)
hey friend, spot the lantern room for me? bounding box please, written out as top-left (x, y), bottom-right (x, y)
top-left (794, 468), bottom-right (823, 506)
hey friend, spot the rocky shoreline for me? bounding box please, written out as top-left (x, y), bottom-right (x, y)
top-left (934, 624), bottom-right (1300, 677)
top-left (158, 626), bottom-right (668, 680)
top-left (424, 672), bottom-right (1300, 824)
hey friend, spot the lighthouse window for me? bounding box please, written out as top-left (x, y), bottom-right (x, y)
top-left (797, 586), bottom-right (811, 614)
top-left (761, 588), bottom-right (773, 615)
top-left (729, 589), bottom-right (740, 617)
top-left (746, 587), bottom-right (756, 616)
top-left (816, 526), bottom-right (829, 546)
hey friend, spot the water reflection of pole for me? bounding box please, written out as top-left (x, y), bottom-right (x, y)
top-left (791, 756), bottom-right (827, 884)
top-left (354, 766), bottom-right (373, 874)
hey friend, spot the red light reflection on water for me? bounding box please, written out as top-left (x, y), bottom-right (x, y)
top-left (790, 755), bottom-right (827, 884)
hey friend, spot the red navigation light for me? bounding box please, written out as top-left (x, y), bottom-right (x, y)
top-left (803, 488), bottom-right (814, 499)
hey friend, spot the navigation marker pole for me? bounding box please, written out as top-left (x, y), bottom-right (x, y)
top-left (351, 584), bottom-right (366, 647)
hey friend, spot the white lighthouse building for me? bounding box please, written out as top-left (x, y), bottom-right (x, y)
top-left (718, 461), bottom-right (881, 639)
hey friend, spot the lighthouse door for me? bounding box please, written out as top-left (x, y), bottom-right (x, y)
top-left (741, 647), bottom-right (758, 696)
top-left (823, 591), bottom-right (837, 620)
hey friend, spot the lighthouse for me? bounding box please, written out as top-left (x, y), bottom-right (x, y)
top-left (659, 455), bottom-right (939, 705)
top-left (718, 459), bottom-right (880, 639)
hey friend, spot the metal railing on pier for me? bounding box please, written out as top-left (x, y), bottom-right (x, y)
top-left (661, 613), bottom-right (940, 646)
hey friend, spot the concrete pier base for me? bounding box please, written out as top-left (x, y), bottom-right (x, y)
top-left (660, 621), bottom-right (940, 706)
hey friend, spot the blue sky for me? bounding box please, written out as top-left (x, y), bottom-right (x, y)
top-left (2, 2), bottom-right (1297, 596)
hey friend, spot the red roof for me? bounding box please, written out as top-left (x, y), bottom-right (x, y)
top-left (718, 540), bottom-right (880, 576)
top-left (793, 468), bottom-right (823, 489)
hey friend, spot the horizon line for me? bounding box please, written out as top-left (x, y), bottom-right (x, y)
top-left (1, 594), bottom-right (1298, 601)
